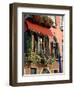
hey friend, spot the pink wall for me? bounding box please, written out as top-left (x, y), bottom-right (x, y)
top-left (50, 16), bottom-right (63, 57)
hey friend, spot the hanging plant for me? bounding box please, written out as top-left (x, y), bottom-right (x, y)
top-left (31, 15), bottom-right (53, 28)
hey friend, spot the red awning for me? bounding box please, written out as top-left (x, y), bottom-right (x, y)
top-left (25, 20), bottom-right (53, 37)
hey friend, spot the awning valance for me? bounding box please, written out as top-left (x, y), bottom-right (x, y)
top-left (25, 20), bottom-right (53, 37)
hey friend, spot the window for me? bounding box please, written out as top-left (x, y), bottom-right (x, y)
top-left (48, 16), bottom-right (56, 26)
top-left (60, 16), bottom-right (64, 31)
top-left (24, 31), bottom-right (32, 53)
top-left (54, 70), bottom-right (58, 73)
top-left (42, 68), bottom-right (50, 74)
top-left (31, 68), bottom-right (37, 74)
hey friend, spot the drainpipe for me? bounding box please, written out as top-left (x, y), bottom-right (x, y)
top-left (58, 55), bottom-right (62, 73)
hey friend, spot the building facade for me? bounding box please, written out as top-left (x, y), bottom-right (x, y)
top-left (24, 15), bottom-right (63, 74)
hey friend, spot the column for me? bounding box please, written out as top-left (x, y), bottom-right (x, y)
top-left (38, 36), bottom-right (40, 53)
top-left (32, 34), bottom-right (34, 51)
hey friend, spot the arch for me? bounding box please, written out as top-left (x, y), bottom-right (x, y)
top-left (42, 68), bottom-right (50, 74)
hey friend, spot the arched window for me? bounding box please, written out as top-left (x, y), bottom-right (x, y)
top-left (42, 68), bottom-right (50, 74)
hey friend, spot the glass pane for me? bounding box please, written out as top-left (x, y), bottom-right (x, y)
top-left (31, 68), bottom-right (37, 74)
